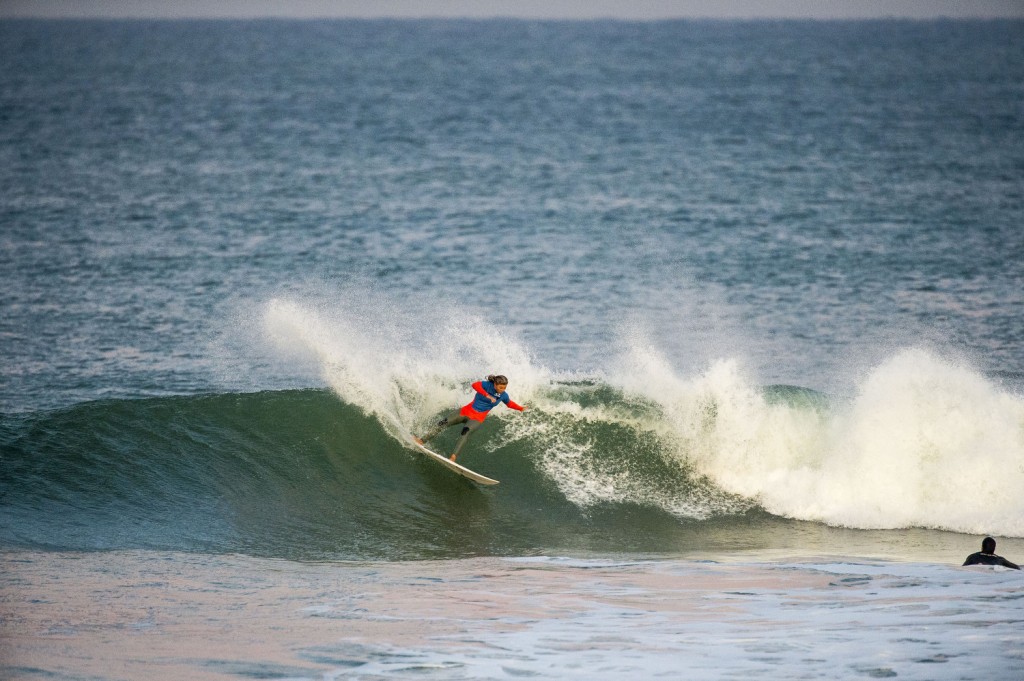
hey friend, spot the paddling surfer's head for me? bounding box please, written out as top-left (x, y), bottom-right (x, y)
top-left (982, 537), bottom-right (996, 554)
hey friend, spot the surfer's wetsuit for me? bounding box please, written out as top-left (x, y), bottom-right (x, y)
top-left (963, 552), bottom-right (1020, 569)
top-left (462, 380), bottom-right (525, 420)
top-left (420, 380), bottom-right (524, 458)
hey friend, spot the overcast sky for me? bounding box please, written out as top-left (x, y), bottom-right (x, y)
top-left (3, 0), bottom-right (1024, 19)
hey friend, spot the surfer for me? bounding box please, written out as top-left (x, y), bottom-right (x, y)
top-left (962, 537), bottom-right (1020, 570)
top-left (415, 375), bottom-right (526, 461)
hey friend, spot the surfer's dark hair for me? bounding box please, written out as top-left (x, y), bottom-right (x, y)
top-left (982, 537), bottom-right (996, 553)
top-left (487, 374), bottom-right (508, 385)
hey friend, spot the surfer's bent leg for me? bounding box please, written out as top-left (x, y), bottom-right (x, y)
top-left (450, 419), bottom-right (482, 458)
top-left (420, 412), bottom-right (466, 443)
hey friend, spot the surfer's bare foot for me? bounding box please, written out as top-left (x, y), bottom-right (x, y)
top-left (414, 437), bottom-right (424, 445)
top-left (449, 454), bottom-right (457, 461)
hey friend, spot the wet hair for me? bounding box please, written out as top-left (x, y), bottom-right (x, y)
top-left (487, 374), bottom-right (508, 386)
top-left (982, 537), bottom-right (996, 553)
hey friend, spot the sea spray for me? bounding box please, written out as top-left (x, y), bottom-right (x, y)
top-left (263, 295), bottom-right (547, 437)
top-left (599, 334), bottom-right (824, 517)
top-left (264, 297), bottom-right (426, 434)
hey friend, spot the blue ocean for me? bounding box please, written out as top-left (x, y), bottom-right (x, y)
top-left (2, 18), bottom-right (1023, 680)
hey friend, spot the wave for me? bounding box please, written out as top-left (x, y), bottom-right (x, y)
top-left (262, 297), bottom-right (1024, 538)
top-left (2, 298), bottom-right (1022, 560)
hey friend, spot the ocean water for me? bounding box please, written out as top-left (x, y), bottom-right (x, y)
top-left (2, 18), bottom-right (1023, 680)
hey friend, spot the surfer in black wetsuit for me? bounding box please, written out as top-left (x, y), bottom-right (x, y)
top-left (963, 537), bottom-right (1020, 570)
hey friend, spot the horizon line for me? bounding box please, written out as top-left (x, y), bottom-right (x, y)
top-left (3, 1), bottom-right (1024, 21)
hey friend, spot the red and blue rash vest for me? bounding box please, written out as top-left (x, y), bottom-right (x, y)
top-left (459, 380), bottom-right (524, 422)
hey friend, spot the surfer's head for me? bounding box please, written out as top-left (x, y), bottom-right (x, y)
top-left (487, 375), bottom-right (508, 390)
top-left (982, 537), bottom-right (996, 554)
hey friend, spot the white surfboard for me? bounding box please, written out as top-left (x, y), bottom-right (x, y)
top-left (410, 439), bottom-right (499, 486)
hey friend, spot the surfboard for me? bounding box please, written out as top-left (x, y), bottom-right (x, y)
top-left (409, 439), bottom-right (499, 486)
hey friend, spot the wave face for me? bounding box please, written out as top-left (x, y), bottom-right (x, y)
top-left (0, 387), bottom-right (758, 560)
top-left (3, 304), bottom-right (1023, 560)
